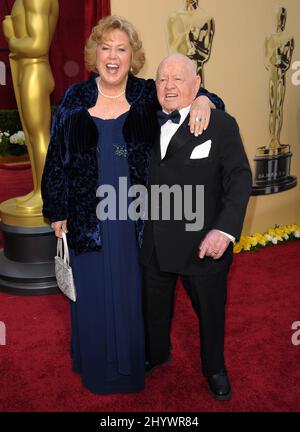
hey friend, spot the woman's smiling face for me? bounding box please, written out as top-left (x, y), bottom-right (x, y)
top-left (96, 29), bottom-right (132, 90)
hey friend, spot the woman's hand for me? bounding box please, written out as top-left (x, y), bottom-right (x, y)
top-left (51, 220), bottom-right (68, 238)
top-left (189, 95), bottom-right (215, 136)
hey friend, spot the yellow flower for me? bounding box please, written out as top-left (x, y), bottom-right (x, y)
top-left (239, 236), bottom-right (249, 248)
top-left (233, 243), bottom-right (242, 254)
top-left (233, 224), bottom-right (299, 254)
top-left (275, 228), bottom-right (285, 237)
top-left (254, 232), bottom-right (265, 241)
top-left (286, 224), bottom-right (298, 232)
top-left (248, 236), bottom-right (258, 246)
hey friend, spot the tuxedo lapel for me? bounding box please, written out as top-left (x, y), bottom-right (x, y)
top-left (163, 114), bottom-right (191, 160)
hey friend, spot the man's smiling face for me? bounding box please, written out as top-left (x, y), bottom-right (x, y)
top-left (156, 54), bottom-right (200, 113)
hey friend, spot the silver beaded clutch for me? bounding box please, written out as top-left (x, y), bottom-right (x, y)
top-left (54, 231), bottom-right (77, 302)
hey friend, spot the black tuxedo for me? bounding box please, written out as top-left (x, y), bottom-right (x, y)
top-left (141, 109), bottom-right (252, 374)
top-left (141, 109), bottom-right (252, 274)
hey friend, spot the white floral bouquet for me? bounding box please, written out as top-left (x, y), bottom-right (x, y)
top-left (0, 130), bottom-right (27, 156)
top-left (9, 131), bottom-right (26, 145)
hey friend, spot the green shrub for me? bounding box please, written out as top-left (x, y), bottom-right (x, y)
top-left (0, 109), bottom-right (22, 134)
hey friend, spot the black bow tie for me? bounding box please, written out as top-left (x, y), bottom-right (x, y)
top-left (157, 110), bottom-right (181, 126)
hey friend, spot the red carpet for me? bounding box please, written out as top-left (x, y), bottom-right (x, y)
top-left (0, 167), bottom-right (300, 412)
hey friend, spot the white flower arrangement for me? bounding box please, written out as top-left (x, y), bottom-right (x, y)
top-left (9, 131), bottom-right (26, 145)
top-left (0, 131), bottom-right (10, 143)
top-left (0, 129), bottom-right (27, 157)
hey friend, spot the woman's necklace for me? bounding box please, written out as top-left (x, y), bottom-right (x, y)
top-left (96, 77), bottom-right (126, 99)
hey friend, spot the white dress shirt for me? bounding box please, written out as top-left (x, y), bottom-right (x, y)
top-left (160, 105), bottom-right (191, 159)
top-left (159, 105), bottom-right (235, 243)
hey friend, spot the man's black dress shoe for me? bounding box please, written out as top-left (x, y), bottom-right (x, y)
top-left (145, 355), bottom-right (172, 375)
top-left (207, 369), bottom-right (232, 401)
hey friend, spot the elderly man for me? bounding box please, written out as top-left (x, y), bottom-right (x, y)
top-left (140, 53), bottom-right (252, 401)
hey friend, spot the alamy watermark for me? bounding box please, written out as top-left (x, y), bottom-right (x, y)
top-left (96, 177), bottom-right (204, 232)
top-left (291, 61), bottom-right (300, 86)
top-left (0, 61), bottom-right (6, 86)
top-left (0, 321), bottom-right (6, 346)
top-left (291, 321), bottom-right (300, 346)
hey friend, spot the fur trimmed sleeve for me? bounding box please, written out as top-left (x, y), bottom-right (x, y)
top-left (41, 89), bottom-right (74, 223)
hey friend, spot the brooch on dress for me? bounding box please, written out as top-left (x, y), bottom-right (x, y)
top-left (113, 144), bottom-right (128, 158)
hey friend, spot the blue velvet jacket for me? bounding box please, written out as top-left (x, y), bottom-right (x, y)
top-left (41, 74), bottom-right (224, 255)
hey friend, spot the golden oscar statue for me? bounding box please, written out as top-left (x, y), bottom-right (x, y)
top-left (266, 7), bottom-right (294, 151)
top-left (1, 0), bottom-right (59, 225)
top-left (252, 7), bottom-right (297, 195)
top-left (167, 0), bottom-right (214, 84)
top-left (0, 0), bottom-right (59, 295)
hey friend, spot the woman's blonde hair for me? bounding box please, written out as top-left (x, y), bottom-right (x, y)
top-left (84, 15), bottom-right (145, 75)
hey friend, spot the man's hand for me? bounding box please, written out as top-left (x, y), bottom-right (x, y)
top-left (198, 229), bottom-right (230, 260)
top-left (189, 95), bottom-right (214, 136)
top-left (51, 220), bottom-right (68, 238)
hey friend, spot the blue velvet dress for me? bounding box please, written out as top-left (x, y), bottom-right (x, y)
top-left (69, 112), bottom-right (145, 394)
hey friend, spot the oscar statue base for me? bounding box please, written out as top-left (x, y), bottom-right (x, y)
top-left (252, 144), bottom-right (297, 195)
top-left (0, 223), bottom-right (59, 296)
